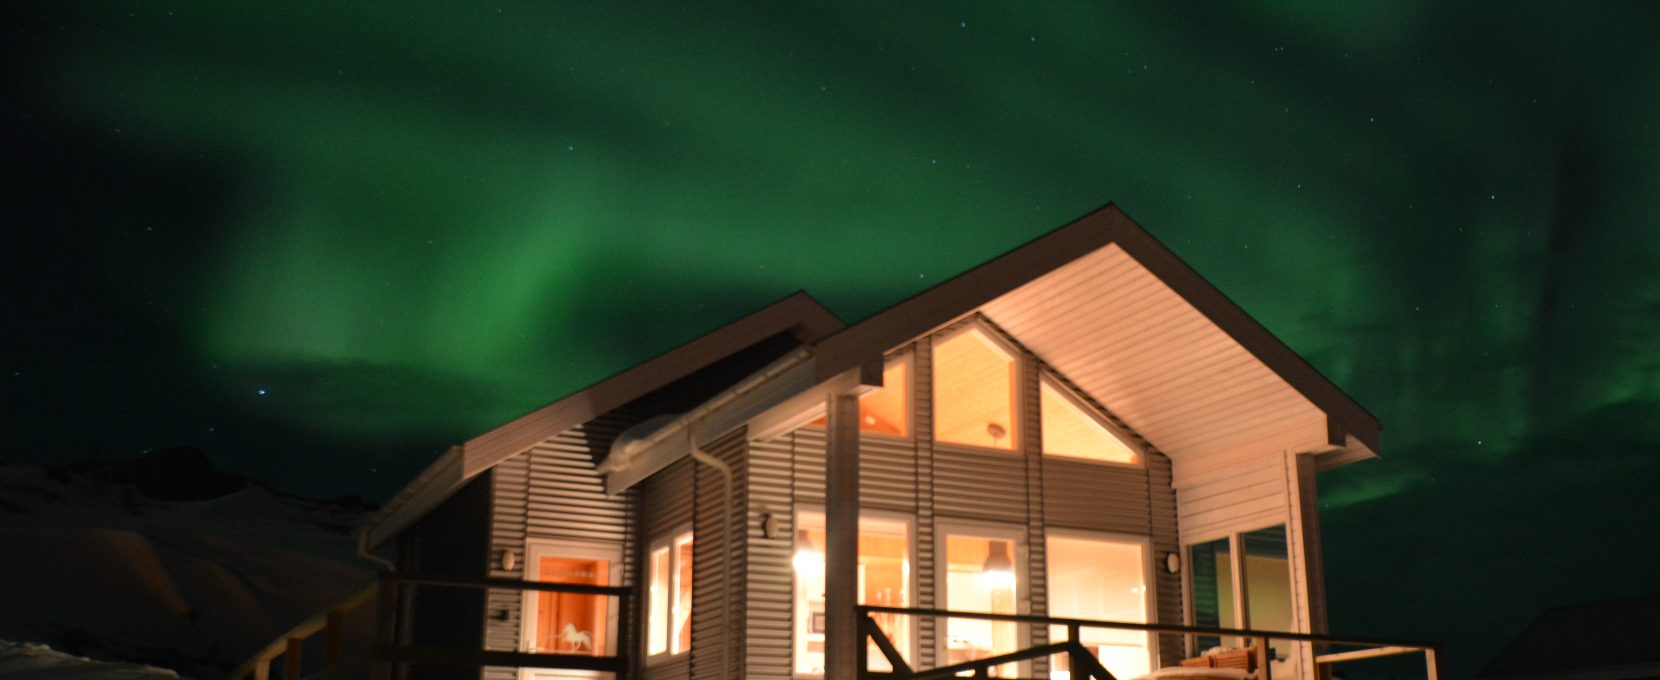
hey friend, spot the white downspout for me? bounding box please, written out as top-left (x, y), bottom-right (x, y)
top-left (688, 428), bottom-right (735, 680)
top-left (357, 526), bottom-right (398, 572)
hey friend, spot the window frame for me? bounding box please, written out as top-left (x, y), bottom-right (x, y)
top-left (518, 538), bottom-right (623, 661)
top-left (791, 505), bottom-right (918, 679)
top-left (644, 525), bottom-right (694, 665)
top-left (1181, 523), bottom-right (1295, 653)
top-left (934, 518), bottom-right (1031, 676)
top-left (806, 350), bottom-right (916, 441)
top-left (1044, 528), bottom-right (1159, 671)
top-left (1036, 372), bottom-right (1145, 468)
top-left (930, 321), bottom-right (1025, 454)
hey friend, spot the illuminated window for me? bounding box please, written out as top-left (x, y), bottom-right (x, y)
top-left (793, 511), bottom-right (911, 675)
top-left (646, 530), bottom-right (693, 660)
top-left (942, 529), bottom-right (1022, 677)
top-left (933, 327), bottom-right (1018, 450)
top-left (1040, 378), bottom-right (1139, 465)
top-left (524, 544), bottom-right (616, 656)
top-left (1047, 535), bottom-right (1151, 680)
top-left (811, 354), bottom-right (911, 437)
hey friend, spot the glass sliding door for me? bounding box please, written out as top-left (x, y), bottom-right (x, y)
top-left (1242, 525), bottom-right (1292, 634)
top-left (1188, 538), bottom-right (1236, 651)
top-left (1046, 534), bottom-right (1151, 680)
top-left (1186, 525), bottom-right (1295, 663)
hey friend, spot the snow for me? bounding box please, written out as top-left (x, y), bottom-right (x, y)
top-left (0, 640), bottom-right (179, 679)
top-left (0, 462), bottom-right (375, 677)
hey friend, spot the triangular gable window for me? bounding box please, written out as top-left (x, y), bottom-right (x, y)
top-left (933, 326), bottom-right (1018, 450)
top-left (1040, 377), bottom-right (1140, 465)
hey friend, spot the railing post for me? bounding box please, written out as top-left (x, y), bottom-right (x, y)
top-left (253, 659), bottom-right (270, 680)
top-left (1256, 636), bottom-right (1272, 680)
top-left (283, 638), bottom-right (304, 680)
top-left (371, 574), bottom-right (398, 680)
top-left (856, 613), bottom-right (869, 679)
top-left (615, 590), bottom-right (632, 678)
top-left (1424, 647), bottom-right (1441, 680)
top-left (323, 610), bottom-right (344, 680)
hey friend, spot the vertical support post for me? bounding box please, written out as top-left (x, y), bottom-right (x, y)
top-left (282, 638), bottom-right (304, 680)
top-left (253, 660), bottom-right (271, 680)
top-left (371, 574), bottom-right (398, 680)
top-left (1424, 647), bottom-right (1441, 680)
top-left (1230, 534), bottom-right (1250, 636)
top-left (323, 610), bottom-right (344, 680)
top-left (616, 591), bottom-right (633, 678)
top-left (825, 392), bottom-right (862, 680)
top-left (1291, 453), bottom-right (1331, 680)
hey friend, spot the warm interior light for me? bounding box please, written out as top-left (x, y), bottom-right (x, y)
top-left (1040, 379), bottom-right (1138, 464)
top-left (793, 528), bottom-right (821, 574)
top-left (810, 356), bottom-right (910, 436)
top-left (934, 327), bottom-right (1017, 450)
top-left (979, 540), bottom-right (1016, 587)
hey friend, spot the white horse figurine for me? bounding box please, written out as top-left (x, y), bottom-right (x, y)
top-left (558, 624), bottom-right (593, 652)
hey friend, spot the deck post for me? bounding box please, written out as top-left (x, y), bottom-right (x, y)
top-left (371, 574), bottom-right (398, 680)
top-left (1256, 636), bottom-right (1272, 680)
top-left (282, 637), bottom-right (304, 680)
top-left (323, 609), bottom-right (345, 679)
top-left (825, 391), bottom-right (862, 680)
top-left (1424, 647), bottom-right (1441, 680)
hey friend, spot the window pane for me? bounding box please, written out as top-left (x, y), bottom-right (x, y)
top-left (1040, 381), bottom-right (1138, 464)
top-left (945, 533), bottom-right (1020, 677)
top-left (934, 328), bottom-right (1018, 450)
top-left (1046, 536), bottom-right (1149, 680)
top-left (793, 512), bottom-right (911, 675)
top-left (810, 356), bottom-right (911, 436)
top-left (532, 556), bottom-right (610, 656)
top-left (1188, 539), bottom-right (1236, 651)
top-left (1244, 526), bottom-right (1293, 635)
top-left (673, 533), bottom-right (695, 654)
top-left (647, 547), bottom-right (670, 655)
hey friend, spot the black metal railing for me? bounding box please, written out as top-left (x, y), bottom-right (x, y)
top-left (855, 605), bottom-right (1442, 680)
top-left (232, 573), bottom-right (633, 680)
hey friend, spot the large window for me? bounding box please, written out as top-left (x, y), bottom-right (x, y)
top-left (646, 530), bottom-right (693, 660)
top-left (1188, 525), bottom-right (1293, 653)
top-left (793, 511), bottom-right (911, 675)
top-left (811, 354), bottom-right (912, 437)
top-left (1046, 534), bottom-right (1151, 680)
top-left (1040, 378), bottom-right (1139, 465)
top-left (934, 326), bottom-right (1018, 450)
top-left (941, 527), bottom-right (1023, 677)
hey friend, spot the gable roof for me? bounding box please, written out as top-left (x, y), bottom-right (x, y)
top-left (364, 291), bottom-right (843, 546)
top-left (367, 202), bottom-right (1381, 544)
top-left (813, 203), bottom-right (1379, 461)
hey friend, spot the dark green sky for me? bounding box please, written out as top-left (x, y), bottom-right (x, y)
top-left (4, 3), bottom-right (1658, 676)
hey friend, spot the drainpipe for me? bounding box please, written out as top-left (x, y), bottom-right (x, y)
top-left (357, 526), bottom-right (398, 572)
top-left (688, 428), bottom-right (735, 680)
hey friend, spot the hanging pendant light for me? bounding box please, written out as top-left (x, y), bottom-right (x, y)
top-left (980, 540), bottom-right (1015, 588)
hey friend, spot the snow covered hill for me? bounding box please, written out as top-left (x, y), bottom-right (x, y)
top-left (0, 449), bottom-right (377, 678)
top-left (0, 640), bottom-right (178, 679)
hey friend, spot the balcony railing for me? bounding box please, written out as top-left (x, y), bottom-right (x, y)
top-left (856, 605), bottom-right (1441, 680)
top-left (231, 573), bottom-right (632, 680)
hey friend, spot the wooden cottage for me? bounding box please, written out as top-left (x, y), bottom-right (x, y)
top-left (240, 204), bottom-right (1437, 680)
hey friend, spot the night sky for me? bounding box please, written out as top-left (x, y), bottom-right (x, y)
top-left (4, 3), bottom-right (1658, 676)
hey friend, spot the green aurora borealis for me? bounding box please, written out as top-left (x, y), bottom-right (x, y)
top-left (4, 3), bottom-right (1659, 675)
